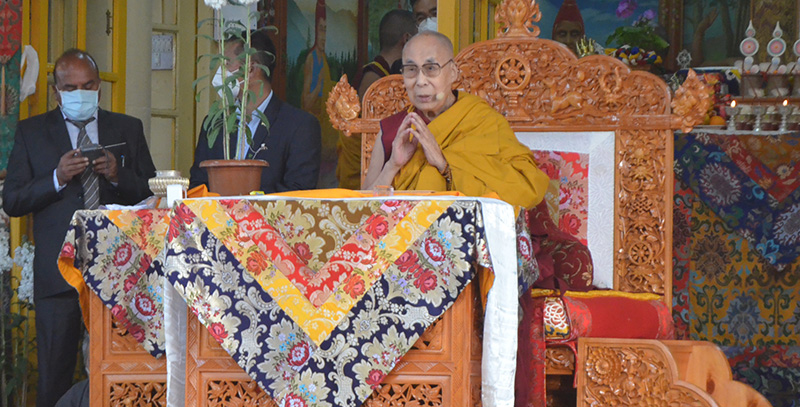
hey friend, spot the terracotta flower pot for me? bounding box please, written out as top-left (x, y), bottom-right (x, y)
top-left (199, 159), bottom-right (269, 196)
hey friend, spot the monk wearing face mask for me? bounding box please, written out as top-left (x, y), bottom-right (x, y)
top-left (552, 0), bottom-right (585, 55)
top-left (411, 0), bottom-right (437, 31)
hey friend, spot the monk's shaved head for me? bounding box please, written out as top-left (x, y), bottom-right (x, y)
top-left (403, 31), bottom-right (454, 61)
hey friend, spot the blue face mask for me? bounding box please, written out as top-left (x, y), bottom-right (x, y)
top-left (59, 89), bottom-right (99, 121)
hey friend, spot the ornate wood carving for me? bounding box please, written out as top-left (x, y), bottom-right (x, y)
top-left (91, 294), bottom-right (166, 407)
top-left (577, 338), bottom-right (717, 407)
top-left (494, 0), bottom-right (542, 38)
top-left (545, 347), bottom-right (575, 374)
top-left (326, 0), bottom-right (709, 303)
top-left (671, 70), bottom-right (714, 133)
top-left (363, 383), bottom-right (443, 407)
top-left (615, 128), bottom-right (672, 297)
top-left (110, 319), bottom-right (144, 353)
top-left (206, 381), bottom-right (279, 406)
top-left (411, 316), bottom-right (443, 351)
top-left (108, 381), bottom-right (167, 406)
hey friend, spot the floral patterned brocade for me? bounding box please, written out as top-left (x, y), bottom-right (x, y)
top-left (60, 209), bottom-right (171, 357)
top-left (60, 197), bottom-right (537, 407)
top-left (165, 198), bottom-right (488, 406)
top-left (674, 132), bottom-right (800, 407)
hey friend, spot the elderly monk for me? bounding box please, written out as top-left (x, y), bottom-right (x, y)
top-left (363, 31), bottom-right (548, 208)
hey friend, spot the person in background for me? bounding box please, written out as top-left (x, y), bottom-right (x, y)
top-left (190, 30), bottom-right (321, 193)
top-left (301, 0), bottom-right (338, 188)
top-left (363, 31), bottom-right (548, 209)
top-left (338, 10), bottom-right (417, 189)
top-left (552, 0), bottom-right (585, 55)
top-left (411, 0), bottom-right (437, 31)
top-left (354, 10), bottom-right (417, 99)
top-left (3, 49), bottom-right (156, 407)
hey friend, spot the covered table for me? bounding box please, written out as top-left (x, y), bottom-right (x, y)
top-left (59, 193), bottom-right (535, 406)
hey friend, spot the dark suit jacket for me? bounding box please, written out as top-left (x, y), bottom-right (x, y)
top-left (3, 108), bottom-right (156, 299)
top-left (189, 95), bottom-right (321, 193)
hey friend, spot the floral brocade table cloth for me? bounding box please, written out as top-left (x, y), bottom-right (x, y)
top-left (59, 208), bottom-right (172, 356)
top-left (59, 196), bottom-right (537, 407)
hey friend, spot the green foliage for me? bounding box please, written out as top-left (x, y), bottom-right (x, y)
top-left (0, 273), bottom-right (36, 407)
top-left (195, 5), bottom-right (277, 159)
top-left (606, 25), bottom-right (669, 52)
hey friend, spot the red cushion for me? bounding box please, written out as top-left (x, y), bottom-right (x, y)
top-left (564, 294), bottom-right (674, 340)
top-left (526, 202), bottom-right (594, 291)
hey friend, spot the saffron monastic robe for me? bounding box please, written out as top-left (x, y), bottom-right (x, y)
top-left (380, 91), bottom-right (548, 209)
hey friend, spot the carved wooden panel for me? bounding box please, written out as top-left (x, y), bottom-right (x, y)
top-left (576, 338), bottom-right (718, 407)
top-left (545, 346), bottom-right (575, 374)
top-left (109, 319), bottom-right (145, 354)
top-left (108, 381), bottom-right (167, 406)
top-left (206, 380), bottom-right (278, 406)
top-left (615, 128), bottom-right (672, 301)
top-left (90, 294), bottom-right (166, 407)
top-left (326, 0), bottom-right (711, 303)
top-left (363, 383), bottom-right (443, 407)
top-left (411, 316), bottom-right (444, 351)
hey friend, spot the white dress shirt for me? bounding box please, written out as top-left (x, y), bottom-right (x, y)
top-left (53, 110), bottom-right (100, 191)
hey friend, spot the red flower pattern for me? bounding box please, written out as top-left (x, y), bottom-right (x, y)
top-left (133, 293), bottom-right (157, 318)
top-left (283, 393), bottom-right (308, 407)
top-left (559, 213), bottom-right (581, 236)
top-left (208, 322), bottom-right (228, 344)
top-left (365, 215), bottom-right (389, 239)
top-left (518, 235), bottom-right (533, 261)
top-left (414, 269), bottom-right (438, 293)
top-left (395, 250), bottom-right (418, 272)
top-left (287, 341), bottom-right (311, 367)
top-left (123, 275), bottom-right (138, 292)
top-left (60, 242), bottom-right (75, 259)
top-left (128, 324), bottom-right (145, 342)
top-left (293, 242), bottom-right (312, 262)
top-left (247, 251), bottom-right (270, 275)
top-left (422, 238), bottom-right (446, 264)
top-left (365, 369), bottom-right (386, 389)
top-left (342, 274), bottom-right (366, 299)
top-left (113, 243), bottom-right (133, 267)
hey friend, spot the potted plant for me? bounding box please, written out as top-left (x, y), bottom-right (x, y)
top-left (605, 8), bottom-right (669, 71)
top-left (197, 0), bottom-right (271, 196)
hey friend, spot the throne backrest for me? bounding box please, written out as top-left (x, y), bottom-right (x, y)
top-left (327, 0), bottom-right (710, 303)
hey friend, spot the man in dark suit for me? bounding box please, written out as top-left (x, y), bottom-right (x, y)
top-left (3, 49), bottom-right (156, 407)
top-left (190, 30), bottom-right (322, 193)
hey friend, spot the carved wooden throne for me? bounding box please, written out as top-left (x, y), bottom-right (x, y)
top-left (326, 1), bottom-right (773, 406)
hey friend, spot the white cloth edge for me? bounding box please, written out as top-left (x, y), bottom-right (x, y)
top-left (164, 275), bottom-right (187, 407)
top-left (476, 198), bottom-right (518, 407)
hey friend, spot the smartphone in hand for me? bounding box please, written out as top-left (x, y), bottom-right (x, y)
top-left (80, 144), bottom-right (106, 162)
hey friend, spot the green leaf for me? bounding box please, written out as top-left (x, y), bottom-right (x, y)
top-left (253, 109), bottom-right (270, 132)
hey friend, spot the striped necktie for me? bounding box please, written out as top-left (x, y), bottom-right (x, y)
top-left (68, 117), bottom-right (99, 209)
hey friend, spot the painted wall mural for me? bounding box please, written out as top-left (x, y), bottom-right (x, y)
top-left (286, 0), bottom-right (360, 188)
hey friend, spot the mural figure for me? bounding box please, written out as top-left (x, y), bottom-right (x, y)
top-left (551, 0), bottom-right (585, 55)
top-left (301, 0), bottom-right (338, 188)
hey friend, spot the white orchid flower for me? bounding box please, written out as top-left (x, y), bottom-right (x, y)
top-left (204, 0), bottom-right (226, 10)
